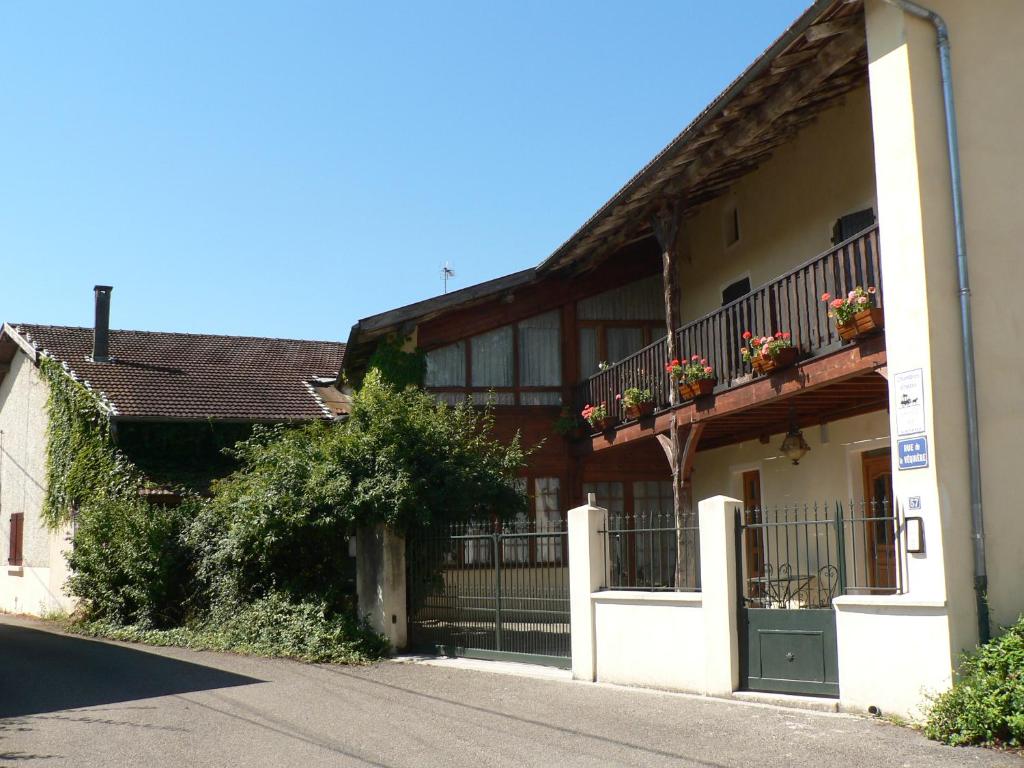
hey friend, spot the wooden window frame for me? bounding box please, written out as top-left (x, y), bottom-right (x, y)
top-left (576, 321), bottom-right (666, 379)
top-left (425, 317), bottom-right (563, 407)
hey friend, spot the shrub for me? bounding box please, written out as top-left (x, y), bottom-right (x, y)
top-left (71, 592), bottom-right (390, 664)
top-left (66, 496), bottom-right (201, 628)
top-left (193, 370), bottom-right (528, 611)
top-left (925, 615), bottom-right (1024, 747)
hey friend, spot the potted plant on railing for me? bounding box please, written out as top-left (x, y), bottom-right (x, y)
top-left (666, 355), bottom-right (716, 401)
top-left (618, 385), bottom-right (654, 420)
top-left (822, 287), bottom-right (883, 341)
top-left (581, 401), bottom-right (616, 433)
top-left (552, 407), bottom-right (583, 440)
top-left (741, 331), bottom-right (798, 374)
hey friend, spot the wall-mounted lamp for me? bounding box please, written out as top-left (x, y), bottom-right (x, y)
top-left (780, 426), bottom-right (811, 465)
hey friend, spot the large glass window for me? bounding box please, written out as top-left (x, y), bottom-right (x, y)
top-left (423, 311), bottom-right (562, 405)
top-left (518, 311), bottom-right (561, 387)
top-left (534, 477), bottom-right (564, 564)
top-left (633, 481), bottom-right (676, 589)
top-left (470, 326), bottom-right (514, 388)
top-left (425, 341), bottom-right (466, 387)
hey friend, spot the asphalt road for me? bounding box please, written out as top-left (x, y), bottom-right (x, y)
top-left (0, 615), bottom-right (1018, 768)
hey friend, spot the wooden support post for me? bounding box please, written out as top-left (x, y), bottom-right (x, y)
top-left (653, 204), bottom-right (697, 586)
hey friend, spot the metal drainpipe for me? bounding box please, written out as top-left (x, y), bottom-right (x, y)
top-left (881, 0), bottom-right (989, 643)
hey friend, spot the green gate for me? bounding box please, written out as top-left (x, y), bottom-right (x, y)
top-left (406, 519), bottom-right (571, 669)
top-left (738, 501), bottom-right (902, 697)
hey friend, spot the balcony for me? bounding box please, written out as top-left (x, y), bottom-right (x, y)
top-left (574, 226), bottom-right (883, 424)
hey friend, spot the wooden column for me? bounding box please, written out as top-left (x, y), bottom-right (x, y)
top-left (652, 204), bottom-right (701, 587)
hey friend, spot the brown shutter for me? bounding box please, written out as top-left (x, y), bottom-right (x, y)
top-left (9, 513), bottom-right (23, 566)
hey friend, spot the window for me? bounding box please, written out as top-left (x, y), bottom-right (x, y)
top-left (8, 513), bottom-right (23, 567)
top-left (724, 205), bottom-right (740, 247)
top-left (534, 477), bottom-right (564, 564)
top-left (832, 207), bottom-right (875, 245)
top-left (633, 481), bottom-right (676, 589)
top-left (502, 478), bottom-right (530, 564)
top-left (423, 312), bottom-right (562, 406)
top-left (577, 275), bottom-right (666, 377)
top-left (722, 276), bottom-right (751, 306)
top-left (425, 341), bottom-right (465, 387)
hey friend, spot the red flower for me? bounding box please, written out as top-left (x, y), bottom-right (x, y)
top-left (700, 358), bottom-right (707, 365)
top-left (742, 331), bottom-right (752, 340)
top-left (821, 292), bottom-right (831, 302)
top-left (691, 354), bottom-right (699, 361)
top-left (775, 332), bottom-right (783, 339)
top-left (782, 332), bottom-right (791, 340)
top-left (751, 337), bottom-right (762, 347)
top-left (671, 359), bottom-right (680, 366)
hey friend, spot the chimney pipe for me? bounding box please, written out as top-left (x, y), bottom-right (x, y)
top-left (93, 285), bottom-right (113, 362)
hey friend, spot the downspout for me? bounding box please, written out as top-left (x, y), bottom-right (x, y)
top-left (881, 0), bottom-right (989, 643)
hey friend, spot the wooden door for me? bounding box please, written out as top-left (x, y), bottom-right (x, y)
top-left (861, 451), bottom-right (896, 591)
top-left (742, 470), bottom-right (765, 585)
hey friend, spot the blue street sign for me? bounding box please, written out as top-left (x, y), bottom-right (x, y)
top-left (897, 436), bottom-right (929, 470)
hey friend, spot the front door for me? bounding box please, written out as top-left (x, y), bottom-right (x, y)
top-left (861, 450), bottom-right (896, 592)
top-left (741, 470), bottom-right (765, 593)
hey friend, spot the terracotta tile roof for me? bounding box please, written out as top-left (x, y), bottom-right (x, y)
top-left (10, 324), bottom-right (345, 422)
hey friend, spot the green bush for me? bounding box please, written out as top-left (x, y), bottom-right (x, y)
top-left (72, 592), bottom-right (389, 664)
top-left (925, 615), bottom-right (1024, 747)
top-left (198, 370), bottom-right (527, 610)
top-left (66, 496), bottom-right (200, 628)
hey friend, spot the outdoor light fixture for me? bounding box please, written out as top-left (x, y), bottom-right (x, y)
top-left (780, 426), bottom-right (811, 465)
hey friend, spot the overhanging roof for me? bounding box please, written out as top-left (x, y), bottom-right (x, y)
top-left (539, 0), bottom-right (867, 274)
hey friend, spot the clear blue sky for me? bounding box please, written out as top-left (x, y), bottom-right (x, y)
top-left (1, 1), bottom-right (809, 341)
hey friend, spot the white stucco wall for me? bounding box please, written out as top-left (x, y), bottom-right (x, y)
top-left (0, 352), bottom-right (72, 616)
top-left (677, 87), bottom-right (878, 325)
top-left (593, 592), bottom-right (705, 691)
top-left (691, 409), bottom-right (890, 509)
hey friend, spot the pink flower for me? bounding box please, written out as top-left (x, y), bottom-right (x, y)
top-left (700, 358), bottom-right (707, 365)
top-left (703, 366), bottom-right (713, 374)
top-left (691, 354), bottom-right (699, 361)
top-left (857, 296), bottom-right (869, 305)
top-left (615, 393), bottom-right (622, 400)
top-left (831, 299), bottom-right (844, 309)
top-left (742, 331), bottom-right (752, 340)
top-left (848, 291), bottom-right (857, 300)
top-left (821, 292), bottom-right (831, 302)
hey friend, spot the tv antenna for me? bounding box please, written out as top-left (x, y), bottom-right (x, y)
top-left (441, 262), bottom-right (456, 294)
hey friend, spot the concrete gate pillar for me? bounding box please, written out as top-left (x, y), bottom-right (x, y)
top-left (356, 524), bottom-right (408, 652)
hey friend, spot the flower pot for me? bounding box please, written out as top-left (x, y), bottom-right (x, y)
top-left (624, 401), bottom-right (654, 420)
top-left (751, 346), bottom-right (798, 375)
top-left (838, 307), bottom-right (885, 341)
top-left (678, 379), bottom-right (716, 401)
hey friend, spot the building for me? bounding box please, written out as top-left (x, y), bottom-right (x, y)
top-left (344, 0), bottom-right (1024, 718)
top-left (0, 286), bottom-right (346, 617)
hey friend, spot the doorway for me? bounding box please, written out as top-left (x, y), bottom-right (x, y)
top-left (861, 450), bottom-right (896, 592)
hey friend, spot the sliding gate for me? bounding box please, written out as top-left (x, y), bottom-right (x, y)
top-left (406, 519), bottom-right (571, 668)
top-left (738, 501), bottom-right (903, 697)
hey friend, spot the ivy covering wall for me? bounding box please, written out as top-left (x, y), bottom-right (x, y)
top-left (40, 357), bottom-right (139, 528)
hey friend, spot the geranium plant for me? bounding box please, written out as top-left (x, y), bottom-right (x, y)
top-left (822, 286), bottom-right (877, 325)
top-left (665, 354), bottom-right (714, 385)
top-left (741, 331), bottom-right (793, 363)
top-left (581, 401), bottom-right (610, 428)
top-left (619, 387), bottom-right (652, 409)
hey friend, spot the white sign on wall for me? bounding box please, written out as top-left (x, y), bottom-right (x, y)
top-left (894, 368), bottom-right (926, 436)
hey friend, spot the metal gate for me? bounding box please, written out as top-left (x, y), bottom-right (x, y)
top-left (406, 519), bottom-right (571, 668)
top-left (738, 501), bottom-right (903, 697)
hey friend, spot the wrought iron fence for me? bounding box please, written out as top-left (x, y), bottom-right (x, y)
top-left (600, 510), bottom-right (701, 592)
top-left (405, 518), bottom-right (571, 662)
top-left (575, 225), bottom-right (882, 418)
top-left (739, 499), bottom-right (905, 610)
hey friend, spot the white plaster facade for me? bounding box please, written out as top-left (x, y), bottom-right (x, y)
top-left (0, 351), bottom-right (74, 616)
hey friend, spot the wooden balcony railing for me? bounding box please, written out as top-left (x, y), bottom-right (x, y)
top-left (574, 225), bottom-right (882, 418)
